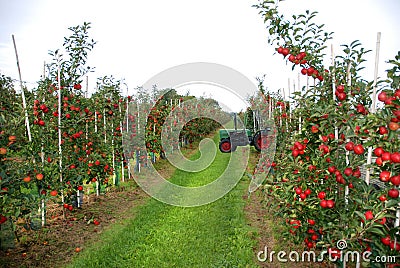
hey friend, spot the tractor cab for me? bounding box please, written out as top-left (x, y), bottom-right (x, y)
top-left (218, 111), bottom-right (271, 153)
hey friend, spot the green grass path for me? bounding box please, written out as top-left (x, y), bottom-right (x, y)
top-left (67, 136), bottom-right (257, 268)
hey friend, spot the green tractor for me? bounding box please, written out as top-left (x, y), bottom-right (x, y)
top-left (218, 111), bottom-right (271, 153)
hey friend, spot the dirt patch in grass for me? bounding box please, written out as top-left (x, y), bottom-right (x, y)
top-left (244, 189), bottom-right (281, 268)
top-left (0, 182), bottom-right (148, 268)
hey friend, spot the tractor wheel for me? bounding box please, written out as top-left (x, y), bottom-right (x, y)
top-left (253, 131), bottom-right (263, 152)
top-left (219, 138), bottom-right (232, 153)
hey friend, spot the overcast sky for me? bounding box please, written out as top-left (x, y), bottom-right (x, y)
top-left (0, 0), bottom-right (399, 111)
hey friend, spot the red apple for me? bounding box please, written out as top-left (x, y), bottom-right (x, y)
top-left (388, 188), bottom-right (399, 198)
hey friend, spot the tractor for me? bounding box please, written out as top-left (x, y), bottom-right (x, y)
top-left (218, 111), bottom-right (271, 153)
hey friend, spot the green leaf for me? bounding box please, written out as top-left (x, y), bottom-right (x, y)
top-left (367, 227), bottom-right (385, 237)
top-left (354, 211), bottom-right (364, 220)
top-left (385, 199), bottom-right (400, 208)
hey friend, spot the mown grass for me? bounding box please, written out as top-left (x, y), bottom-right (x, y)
top-left (66, 133), bottom-right (258, 268)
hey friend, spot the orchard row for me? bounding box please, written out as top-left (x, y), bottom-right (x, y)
top-left (0, 23), bottom-right (226, 233)
top-left (254, 1), bottom-right (400, 265)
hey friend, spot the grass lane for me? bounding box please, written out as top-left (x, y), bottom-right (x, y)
top-left (67, 134), bottom-right (258, 268)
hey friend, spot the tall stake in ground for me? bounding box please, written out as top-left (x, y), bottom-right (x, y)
top-left (365, 32), bottom-right (382, 187)
top-left (56, 52), bottom-right (65, 219)
top-left (12, 35), bottom-right (31, 142)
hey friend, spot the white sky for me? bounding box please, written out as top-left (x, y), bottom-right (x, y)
top-left (0, 0), bottom-right (399, 112)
